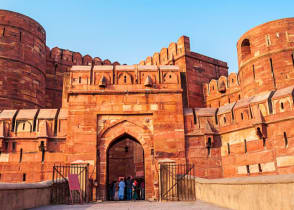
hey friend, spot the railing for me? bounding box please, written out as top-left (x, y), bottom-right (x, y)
top-left (160, 163), bottom-right (195, 201)
top-left (51, 164), bottom-right (89, 204)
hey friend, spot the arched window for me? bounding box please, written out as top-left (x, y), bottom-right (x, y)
top-left (281, 102), bottom-right (284, 110)
top-left (241, 39), bottom-right (251, 58)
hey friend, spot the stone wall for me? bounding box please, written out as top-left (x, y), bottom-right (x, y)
top-left (0, 109), bottom-right (68, 182)
top-left (237, 18), bottom-right (294, 98)
top-left (0, 180), bottom-right (52, 210)
top-left (195, 174), bottom-right (294, 210)
top-left (204, 18), bottom-right (294, 107)
top-left (45, 47), bottom-right (118, 108)
top-left (64, 65), bottom-right (186, 200)
top-left (185, 85), bottom-right (294, 178)
top-left (138, 36), bottom-right (228, 108)
top-left (0, 10), bottom-right (47, 109)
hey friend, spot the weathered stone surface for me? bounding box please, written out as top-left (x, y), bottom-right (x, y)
top-left (1, 9), bottom-right (294, 203)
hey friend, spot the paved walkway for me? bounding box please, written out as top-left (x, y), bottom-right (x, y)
top-left (33, 200), bottom-right (229, 210)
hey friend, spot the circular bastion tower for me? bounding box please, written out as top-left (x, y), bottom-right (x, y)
top-left (237, 18), bottom-right (294, 97)
top-left (0, 10), bottom-right (47, 109)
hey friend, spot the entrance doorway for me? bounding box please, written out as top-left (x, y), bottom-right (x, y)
top-left (106, 134), bottom-right (145, 201)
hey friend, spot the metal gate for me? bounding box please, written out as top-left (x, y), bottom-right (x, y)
top-left (51, 164), bottom-right (90, 204)
top-left (160, 163), bottom-right (195, 201)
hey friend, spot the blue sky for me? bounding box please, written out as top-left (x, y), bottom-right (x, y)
top-left (1, 0), bottom-right (294, 72)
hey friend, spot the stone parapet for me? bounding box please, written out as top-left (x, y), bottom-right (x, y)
top-left (0, 180), bottom-right (52, 210)
top-left (195, 174), bottom-right (294, 210)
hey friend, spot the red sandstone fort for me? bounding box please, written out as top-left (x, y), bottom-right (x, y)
top-left (1, 9), bottom-right (294, 201)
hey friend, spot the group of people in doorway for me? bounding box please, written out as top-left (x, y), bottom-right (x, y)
top-left (109, 177), bottom-right (145, 201)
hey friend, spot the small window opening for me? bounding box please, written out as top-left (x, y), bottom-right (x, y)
top-left (224, 117), bottom-right (226, 124)
top-left (228, 98), bottom-right (231, 103)
top-left (252, 65), bottom-right (255, 79)
top-left (124, 75), bottom-right (127, 83)
top-left (12, 142), bottom-right (16, 152)
top-left (270, 58), bottom-right (276, 88)
top-left (54, 64), bottom-right (58, 74)
top-left (238, 95), bottom-right (241, 100)
top-left (241, 113), bottom-right (244, 120)
top-left (42, 148), bottom-right (45, 163)
top-left (258, 164), bottom-right (262, 173)
top-left (40, 141), bottom-right (45, 150)
top-left (19, 148), bottom-right (23, 163)
top-left (212, 86), bottom-right (214, 90)
top-left (266, 34), bottom-right (271, 46)
top-left (257, 127), bottom-right (262, 139)
top-left (79, 77), bottom-right (81, 84)
top-left (218, 101), bottom-right (220, 107)
top-left (232, 79), bottom-right (234, 83)
top-left (291, 53), bottom-right (294, 67)
top-left (19, 31), bottom-right (22, 42)
top-left (246, 165), bottom-right (250, 174)
top-left (207, 137), bottom-right (212, 157)
top-left (281, 102), bottom-right (284, 110)
top-left (207, 137), bottom-right (212, 148)
top-left (151, 148), bottom-right (154, 156)
top-left (284, 132), bottom-right (288, 147)
top-left (23, 173), bottom-right (26, 182)
top-left (125, 146), bottom-right (128, 153)
top-left (22, 123), bottom-right (25, 130)
top-left (169, 74), bottom-right (172, 79)
top-left (244, 139), bottom-right (247, 153)
top-left (227, 143), bottom-right (230, 155)
top-left (192, 109), bottom-right (197, 124)
top-left (241, 39), bottom-right (251, 57)
top-left (2, 27), bottom-right (5, 36)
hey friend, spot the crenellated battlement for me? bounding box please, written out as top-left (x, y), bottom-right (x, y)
top-left (47, 46), bottom-right (118, 67)
top-left (139, 36), bottom-right (190, 66)
top-left (137, 36), bottom-right (228, 108)
top-left (44, 46), bottom-right (119, 108)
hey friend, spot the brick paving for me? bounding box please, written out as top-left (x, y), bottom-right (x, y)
top-left (33, 200), bottom-right (229, 210)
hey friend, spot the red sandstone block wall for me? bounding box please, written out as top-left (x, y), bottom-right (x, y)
top-left (184, 85), bottom-right (294, 178)
top-left (237, 18), bottom-right (294, 97)
top-left (0, 10), bottom-right (47, 109)
top-left (138, 36), bottom-right (228, 108)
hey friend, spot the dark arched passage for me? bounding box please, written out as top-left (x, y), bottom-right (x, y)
top-left (106, 133), bottom-right (145, 200)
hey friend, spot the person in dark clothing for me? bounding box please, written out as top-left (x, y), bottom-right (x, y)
top-left (140, 180), bottom-right (145, 200)
top-left (126, 177), bottom-right (132, 200)
top-left (108, 181), bottom-right (114, 200)
top-left (112, 181), bottom-right (117, 200)
top-left (132, 179), bottom-right (138, 200)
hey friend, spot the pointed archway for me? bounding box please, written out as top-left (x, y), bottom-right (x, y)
top-left (106, 133), bottom-right (145, 200)
top-left (97, 119), bottom-right (154, 201)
